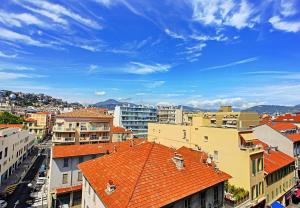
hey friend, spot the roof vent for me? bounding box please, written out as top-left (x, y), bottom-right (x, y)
top-left (113, 145), bottom-right (117, 153)
top-left (105, 180), bottom-right (116, 195)
top-left (172, 152), bottom-right (184, 170)
top-left (206, 157), bottom-right (212, 165)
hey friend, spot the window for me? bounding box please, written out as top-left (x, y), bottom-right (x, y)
top-left (266, 194), bottom-right (269, 203)
top-left (214, 151), bottom-right (218, 161)
top-left (214, 186), bottom-right (219, 204)
top-left (78, 171), bottom-right (82, 181)
top-left (63, 158), bottom-right (69, 167)
top-left (4, 147), bottom-right (8, 157)
top-left (0, 151), bottom-right (2, 160)
top-left (62, 173), bottom-right (68, 184)
top-left (257, 158), bottom-right (263, 172)
top-left (204, 136), bottom-right (208, 142)
top-left (252, 159), bottom-right (256, 176)
top-left (251, 186), bottom-right (255, 200)
top-left (200, 191), bottom-right (206, 208)
top-left (93, 191), bottom-right (96, 202)
top-left (79, 156), bottom-right (84, 163)
top-left (88, 184), bottom-right (91, 195)
top-left (184, 198), bottom-right (191, 208)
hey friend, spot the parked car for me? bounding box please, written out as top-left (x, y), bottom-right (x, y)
top-left (0, 200), bottom-right (7, 208)
top-left (36, 177), bottom-right (46, 185)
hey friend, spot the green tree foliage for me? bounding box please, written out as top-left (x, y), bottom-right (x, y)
top-left (0, 112), bottom-right (24, 124)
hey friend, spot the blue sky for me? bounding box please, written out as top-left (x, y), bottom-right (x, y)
top-left (0, 0), bottom-right (300, 108)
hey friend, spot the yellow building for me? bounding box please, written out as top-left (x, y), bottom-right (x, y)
top-left (183, 106), bottom-right (260, 129)
top-left (52, 108), bottom-right (113, 145)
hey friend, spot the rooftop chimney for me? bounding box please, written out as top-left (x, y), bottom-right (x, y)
top-left (105, 180), bottom-right (116, 195)
top-left (172, 152), bottom-right (184, 170)
top-left (113, 145), bottom-right (117, 153)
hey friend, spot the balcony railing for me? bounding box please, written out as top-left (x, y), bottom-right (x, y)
top-left (53, 126), bottom-right (76, 132)
top-left (79, 136), bottom-right (110, 142)
top-left (53, 136), bottom-right (75, 143)
top-left (80, 126), bottom-right (110, 132)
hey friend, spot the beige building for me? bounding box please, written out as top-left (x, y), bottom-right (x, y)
top-left (157, 105), bottom-right (183, 124)
top-left (25, 112), bottom-right (52, 140)
top-left (183, 106), bottom-right (260, 129)
top-left (111, 126), bottom-right (133, 142)
top-left (148, 116), bottom-right (266, 207)
top-left (52, 109), bottom-right (113, 145)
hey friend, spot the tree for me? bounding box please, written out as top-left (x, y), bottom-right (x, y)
top-left (0, 112), bottom-right (24, 124)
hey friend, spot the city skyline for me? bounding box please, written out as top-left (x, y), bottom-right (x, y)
top-left (0, 0), bottom-right (300, 108)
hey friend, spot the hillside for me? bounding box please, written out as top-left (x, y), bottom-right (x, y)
top-left (244, 105), bottom-right (300, 114)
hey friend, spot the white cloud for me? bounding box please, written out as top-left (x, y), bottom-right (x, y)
top-left (0, 27), bottom-right (50, 47)
top-left (280, 0), bottom-right (298, 17)
top-left (187, 97), bottom-right (262, 109)
top-left (126, 62), bottom-right (171, 75)
top-left (88, 64), bottom-right (99, 73)
top-left (0, 72), bottom-right (44, 79)
top-left (190, 0), bottom-right (257, 29)
top-left (0, 51), bottom-right (17, 58)
top-left (26, 1), bottom-right (101, 29)
top-left (199, 57), bottom-right (258, 71)
top-left (0, 11), bottom-right (46, 28)
top-left (95, 91), bottom-right (106, 96)
top-left (164, 29), bottom-right (186, 40)
top-left (145, 80), bottom-right (165, 88)
top-left (269, 16), bottom-right (300, 32)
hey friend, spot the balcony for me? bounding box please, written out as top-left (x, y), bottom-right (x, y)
top-left (53, 126), bottom-right (76, 132)
top-left (79, 136), bottom-right (110, 142)
top-left (240, 144), bottom-right (263, 154)
top-left (222, 124), bottom-right (237, 128)
top-left (80, 126), bottom-right (110, 132)
top-left (52, 136), bottom-right (75, 143)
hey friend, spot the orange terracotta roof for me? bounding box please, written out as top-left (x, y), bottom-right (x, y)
top-left (287, 134), bottom-right (300, 142)
top-left (112, 126), bottom-right (132, 134)
top-left (57, 109), bottom-right (112, 119)
top-left (24, 118), bottom-right (36, 122)
top-left (177, 146), bottom-right (209, 163)
top-left (79, 142), bottom-right (231, 208)
top-left (56, 185), bottom-right (82, 195)
top-left (52, 139), bottom-right (145, 159)
top-left (268, 122), bottom-right (298, 131)
top-left (36, 112), bottom-right (51, 115)
top-left (273, 113), bottom-right (300, 123)
top-left (253, 140), bottom-right (295, 174)
top-left (0, 124), bottom-right (24, 129)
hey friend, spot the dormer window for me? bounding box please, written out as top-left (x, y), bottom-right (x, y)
top-left (105, 180), bottom-right (116, 195)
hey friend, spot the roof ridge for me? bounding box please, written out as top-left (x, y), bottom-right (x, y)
top-left (124, 142), bottom-right (155, 208)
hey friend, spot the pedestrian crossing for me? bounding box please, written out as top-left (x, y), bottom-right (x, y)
top-left (5, 183), bottom-right (17, 195)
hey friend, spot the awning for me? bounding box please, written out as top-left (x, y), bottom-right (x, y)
top-left (56, 185), bottom-right (82, 195)
top-left (271, 201), bottom-right (284, 208)
top-left (296, 189), bottom-right (300, 197)
top-left (240, 133), bottom-right (254, 141)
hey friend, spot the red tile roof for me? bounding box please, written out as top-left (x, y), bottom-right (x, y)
top-left (177, 146), bottom-right (210, 163)
top-left (52, 139), bottom-right (145, 159)
top-left (36, 112), bottom-right (51, 115)
top-left (56, 185), bottom-right (82, 195)
top-left (24, 118), bottom-right (36, 122)
top-left (57, 109), bottom-right (112, 119)
top-left (0, 124), bottom-right (24, 129)
top-left (79, 142), bottom-right (231, 208)
top-left (112, 126), bottom-right (132, 134)
top-left (253, 140), bottom-right (295, 174)
top-left (273, 113), bottom-right (300, 123)
top-left (268, 122), bottom-right (298, 131)
top-left (287, 134), bottom-right (300, 142)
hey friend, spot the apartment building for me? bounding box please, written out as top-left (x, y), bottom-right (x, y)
top-left (157, 105), bottom-right (183, 124)
top-left (26, 112), bottom-right (52, 140)
top-left (48, 139), bottom-right (144, 208)
top-left (253, 123), bottom-right (300, 177)
top-left (253, 140), bottom-right (295, 207)
top-left (79, 142), bottom-right (231, 208)
top-left (148, 120), bottom-right (266, 207)
top-left (111, 126), bottom-right (133, 142)
top-left (0, 126), bottom-right (35, 185)
top-left (52, 109), bottom-right (113, 145)
top-left (113, 104), bottom-right (157, 138)
top-left (183, 106), bottom-right (260, 129)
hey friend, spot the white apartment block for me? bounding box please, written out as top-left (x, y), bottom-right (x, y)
top-left (0, 127), bottom-right (35, 185)
top-left (113, 105), bottom-right (157, 138)
top-left (157, 105), bottom-right (183, 124)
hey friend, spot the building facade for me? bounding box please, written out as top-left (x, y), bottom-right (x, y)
top-left (157, 105), bottom-right (183, 124)
top-left (0, 126), bottom-right (35, 185)
top-left (148, 120), bottom-right (266, 207)
top-left (52, 109), bottom-right (113, 145)
top-left (111, 126), bottom-right (133, 142)
top-left (183, 106), bottom-right (260, 129)
top-left (79, 142), bottom-right (231, 208)
top-left (113, 105), bottom-right (157, 138)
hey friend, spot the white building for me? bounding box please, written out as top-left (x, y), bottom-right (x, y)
top-left (157, 105), bottom-right (183, 124)
top-left (0, 126), bottom-right (35, 185)
top-left (48, 139), bottom-right (144, 208)
top-left (113, 105), bottom-right (157, 138)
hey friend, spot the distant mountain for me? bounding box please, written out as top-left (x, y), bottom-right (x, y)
top-left (93, 99), bottom-right (136, 110)
top-left (244, 105), bottom-right (300, 115)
